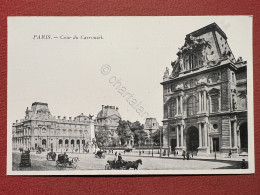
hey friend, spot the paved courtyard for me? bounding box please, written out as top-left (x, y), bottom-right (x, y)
top-left (12, 150), bottom-right (247, 171)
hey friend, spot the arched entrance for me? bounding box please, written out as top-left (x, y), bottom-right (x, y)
top-left (240, 122), bottom-right (248, 153)
top-left (186, 126), bottom-right (199, 152)
top-left (59, 139), bottom-right (63, 147)
top-left (65, 139), bottom-right (69, 148)
top-left (42, 139), bottom-right (46, 148)
top-left (71, 139), bottom-right (75, 147)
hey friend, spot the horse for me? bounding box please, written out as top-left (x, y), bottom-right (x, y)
top-left (46, 151), bottom-right (56, 161)
top-left (68, 157), bottom-right (79, 168)
top-left (125, 159), bottom-right (142, 170)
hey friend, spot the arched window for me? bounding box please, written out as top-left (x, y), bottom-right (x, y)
top-left (71, 140), bottom-right (75, 147)
top-left (187, 96), bottom-right (198, 116)
top-left (189, 54), bottom-right (198, 70)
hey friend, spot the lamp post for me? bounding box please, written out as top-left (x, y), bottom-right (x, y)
top-left (150, 130), bottom-right (153, 157)
top-left (160, 127), bottom-right (162, 157)
top-left (214, 140), bottom-right (217, 160)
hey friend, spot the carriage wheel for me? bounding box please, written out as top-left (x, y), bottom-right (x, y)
top-left (105, 164), bottom-right (111, 170)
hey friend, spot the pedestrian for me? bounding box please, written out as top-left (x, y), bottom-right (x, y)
top-left (228, 150), bottom-right (232, 158)
top-left (112, 150), bottom-right (113, 154)
top-left (115, 151), bottom-right (117, 156)
top-left (241, 159), bottom-right (246, 169)
top-left (186, 151), bottom-right (190, 160)
top-left (182, 150), bottom-right (186, 160)
top-left (124, 150), bottom-right (125, 154)
top-left (177, 151), bottom-right (178, 156)
top-left (139, 150), bottom-right (141, 156)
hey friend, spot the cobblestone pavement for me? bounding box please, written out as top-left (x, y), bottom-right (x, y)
top-left (12, 150), bottom-right (246, 171)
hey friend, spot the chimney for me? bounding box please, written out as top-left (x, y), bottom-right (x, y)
top-left (16, 120), bottom-right (18, 123)
top-left (63, 116), bottom-right (66, 120)
top-left (69, 117), bottom-right (72, 121)
top-left (58, 116), bottom-right (60, 119)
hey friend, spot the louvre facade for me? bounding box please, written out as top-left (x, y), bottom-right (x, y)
top-left (161, 23), bottom-right (248, 155)
top-left (12, 102), bottom-right (95, 152)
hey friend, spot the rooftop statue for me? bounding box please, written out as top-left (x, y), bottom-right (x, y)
top-left (163, 67), bottom-right (170, 79)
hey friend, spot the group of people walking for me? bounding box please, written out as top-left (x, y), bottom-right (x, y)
top-left (182, 150), bottom-right (193, 160)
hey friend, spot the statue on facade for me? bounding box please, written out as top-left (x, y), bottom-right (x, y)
top-left (202, 48), bottom-right (209, 65)
top-left (163, 67), bottom-right (169, 79)
top-left (236, 56), bottom-right (243, 63)
top-left (88, 114), bottom-right (94, 120)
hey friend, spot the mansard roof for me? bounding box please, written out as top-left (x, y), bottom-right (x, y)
top-left (188, 22), bottom-right (227, 40)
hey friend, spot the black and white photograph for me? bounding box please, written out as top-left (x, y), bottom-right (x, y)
top-left (7, 16), bottom-right (254, 175)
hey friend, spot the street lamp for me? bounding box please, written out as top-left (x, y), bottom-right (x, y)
top-left (159, 127), bottom-right (162, 157)
top-left (214, 140), bottom-right (217, 160)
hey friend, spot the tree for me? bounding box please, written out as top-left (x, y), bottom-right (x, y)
top-left (95, 126), bottom-right (110, 148)
top-left (134, 130), bottom-right (149, 146)
top-left (151, 127), bottom-right (163, 146)
top-left (130, 121), bottom-right (144, 132)
top-left (116, 120), bottom-right (133, 146)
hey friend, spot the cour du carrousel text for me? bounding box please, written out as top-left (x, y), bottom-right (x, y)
top-left (33, 35), bottom-right (104, 40)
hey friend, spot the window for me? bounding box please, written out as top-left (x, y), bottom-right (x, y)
top-left (232, 72), bottom-right (235, 83)
top-left (169, 100), bottom-right (176, 117)
top-left (189, 54), bottom-right (198, 70)
top-left (211, 94), bottom-right (219, 113)
top-left (187, 96), bottom-right (198, 116)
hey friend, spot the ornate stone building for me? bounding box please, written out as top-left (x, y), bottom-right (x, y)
top-left (161, 23), bottom-right (248, 155)
top-left (144, 118), bottom-right (159, 137)
top-left (12, 102), bottom-right (95, 152)
top-left (95, 105), bottom-right (122, 146)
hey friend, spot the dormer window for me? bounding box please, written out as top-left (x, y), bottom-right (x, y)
top-left (189, 54), bottom-right (198, 70)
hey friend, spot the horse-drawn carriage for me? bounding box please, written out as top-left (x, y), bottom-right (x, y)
top-left (95, 150), bottom-right (106, 158)
top-left (124, 148), bottom-right (133, 152)
top-left (19, 150), bottom-right (31, 167)
top-left (46, 151), bottom-right (56, 161)
top-left (56, 153), bottom-right (79, 168)
top-left (36, 146), bottom-right (45, 154)
top-left (105, 159), bottom-right (142, 170)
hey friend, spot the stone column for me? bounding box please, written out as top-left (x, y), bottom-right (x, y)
top-left (234, 121), bottom-right (237, 147)
top-left (199, 123), bottom-right (202, 147)
top-left (176, 96), bottom-right (179, 115)
top-left (180, 124), bottom-right (184, 147)
top-left (218, 95), bottom-right (221, 111)
top-left (180, 96), bottom-right (183, 114)
top-left (204, 123), bottom-right (208, 147)
top-left (198, 91), bottom-right (201, 112)
top-left (210, 137), bottom-right (213, 152)
top-left (209, 95), bottom-right (212, 113)
top-left (176, 125), bottom-right (179, 147)
top-left (204, 91), bottom-right (207, 112)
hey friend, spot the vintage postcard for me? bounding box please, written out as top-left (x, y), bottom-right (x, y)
top-left (7, 16), bottom-right (254, 175)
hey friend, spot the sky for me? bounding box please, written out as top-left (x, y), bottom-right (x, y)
top-left (8, 16), bottom-right (252, 127)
